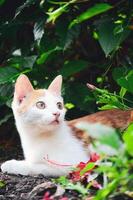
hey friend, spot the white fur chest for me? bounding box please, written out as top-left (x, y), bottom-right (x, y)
top-left (19, 124), bottom-right (88, 165)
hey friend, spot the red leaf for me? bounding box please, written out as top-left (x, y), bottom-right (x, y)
top-left (89, 153), bottom-right (100, 162)
top-left (69, 153), bottom-right (100, 182)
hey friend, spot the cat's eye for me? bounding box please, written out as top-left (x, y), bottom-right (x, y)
top-left (36, 101), bottom-right (46, 109)
top-left (57, 102), bottom-right (63, 110)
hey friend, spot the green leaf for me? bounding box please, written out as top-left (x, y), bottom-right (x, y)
top-left (0, 67), bottom-right (31, 84)
top-left (0, 113), bottom-right (13, 126)
top-left (117, 71), bottom-right (133, 93)
top-left (65, 103), bottom-right (75, 109)
top-left (119, 87), bottom-right (127, 98)
top-left (8, 56), bottom-right (37, 69)
top-left (96, 91), bottom-right (127, 110)
top-left (60, 60), bottom-right (88, 77)
top-left (56, 20), bottom-right (80, 50)
top-left (55, 176), bottom-right (88, 195)
top-left (94, 179), bottom-right (119, 200)
top-left (112, 67), bottom-right (128, 81)
top-left (123, 123), bottom-right (133, 156)
top-left (66, 182), bottom-right (88, 195)
top-left (0, 0), bottom-right (5, 6)
top-left (47, 2), bottom-right (70, 23)
top-left (114, 24), bottom-right (124, 35)
top-left (55, 176), bottom-right (69, 186)
top-left (80, 162), bottom-right (95, 176)
top-left (0, 67), bottom-right (19, 84)
top-left (97, 19), bottom-right (130, 56)
top-left (64, 25), bottom-right (80, 50)
top-left (37, 47), bottom-right (62, 65)
top-left (0, 180), bottom-right (5, 188)
top-left (113, 68), bottom-right (133, 94)
top-left (0, 83), bottom-right (13, 98)
top-left (0, 82), bottom-right (13, 106)
top-left (15, 0), bottom-right (37, 18)
top-left (99, 104), bottom-right (118, 110)
top-left (69, 3), bottom-right (112, 28)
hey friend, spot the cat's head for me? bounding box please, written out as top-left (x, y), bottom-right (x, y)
top-left (12, 74), bottom-right (66, 130)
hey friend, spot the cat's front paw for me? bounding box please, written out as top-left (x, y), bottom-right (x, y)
top-left (1, 159), bottom-right (18, 174)
top-left (1, 160), bottom-right (30, 175)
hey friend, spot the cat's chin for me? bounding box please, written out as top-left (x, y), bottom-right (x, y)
top-left (35, 121), bottom-right (63, 132)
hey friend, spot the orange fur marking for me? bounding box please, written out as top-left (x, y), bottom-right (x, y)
top-left (17, 89), bottom-right (46, 114)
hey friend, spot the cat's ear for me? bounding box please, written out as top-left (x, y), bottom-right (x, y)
top-left (48, 75), bottom-right (62, 96)
top-left (14, 74), bottom-right (34, 103)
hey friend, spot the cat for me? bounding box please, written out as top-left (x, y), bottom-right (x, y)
top-left (69, 108), bottom-right (132, 144)
top-left (1, 75), bottom-right (89, 176)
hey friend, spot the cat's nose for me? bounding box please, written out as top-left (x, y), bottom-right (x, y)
top-left (53, 112), bottom-right (60, 118)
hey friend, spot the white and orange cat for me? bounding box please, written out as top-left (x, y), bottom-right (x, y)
top-left (1, 74), bottom-right (89, 176)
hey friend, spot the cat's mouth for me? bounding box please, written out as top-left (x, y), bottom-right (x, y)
top-left (50, 119), bottom-right (60, 125)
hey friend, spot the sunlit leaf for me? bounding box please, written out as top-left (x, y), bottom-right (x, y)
top-left (99, 104), bottom-right (118, 111)
top-left (65, 103), bottom-right (75, 109)
top-left (119, 87), bottom-right (127, 98)
top-left (47, 3), bottom-right (69, 23)
top-left (94, 179), bottom-right (119, 200)
top-left (123, 123), bottom-right (133, 156)
top-left (80, 162), bottom-right (95, 176)
top-left (55, 176), bottom-right (69, 186)
top-left (69, 3), bottom-right (112, 28)
top-left (37, 47), bottom-right (62, 65)
top-left (0, 180), bottom-right (5, 188)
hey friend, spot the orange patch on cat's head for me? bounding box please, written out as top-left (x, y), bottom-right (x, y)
top-left (17, 89), bottom-right (46, 114)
